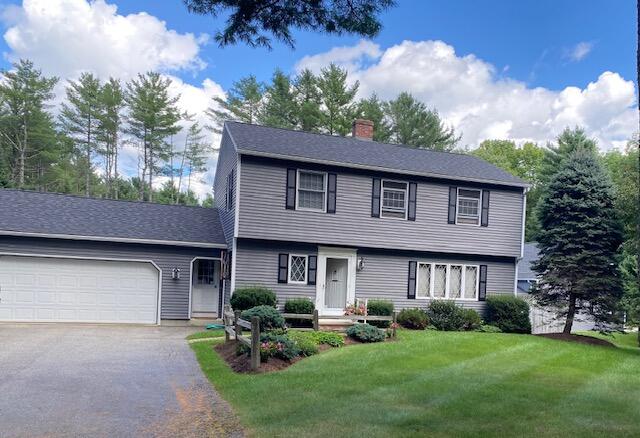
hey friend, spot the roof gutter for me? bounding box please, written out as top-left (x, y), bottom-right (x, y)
top-left (237, 150), bottom-right (531, 189)
top-left (0, 230), bottom-right (227, 249)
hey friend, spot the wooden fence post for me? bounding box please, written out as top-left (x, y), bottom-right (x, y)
top-left (234, 310), bottom-right (241, 344)
top-left (250, 316), bottom-right (261, 371)
top-left (312, 309), bottom-right (319, 331)
top-left (392, 311), bottom-right (398, 338)
top-left (224, 312), bottom-right (230, 342)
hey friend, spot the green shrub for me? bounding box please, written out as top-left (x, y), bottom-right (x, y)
top-left (241, 305), bottom-right (285, 331)
top-left (485, 295), bottom-right (531, 334)
top-left (284, 298), bottom-right (315, 327)
top-left (477, 324), bottom-right (502, 333)
top-left (460, 308), bottom-right (482, 331)
top-left (397, 308), bottom-right (428, 330)
top-left (230, 287), bottom-right (277, 311)
top-left (287, 331), bottom-right (320, 356)
top-left (259, 332), bottom-right (301, 361)
top-left (426, 300), bottom-right (466, 331)
top-left (346, 323), bottom-right (385, 343)
top-left (309, 331), bottom-right (345, 347)
top-left (367, 299), bottom-right (394, 328)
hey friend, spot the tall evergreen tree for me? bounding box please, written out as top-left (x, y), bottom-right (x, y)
top-left (259, 69), bottom-right (297, 129)
top-left (532, 149), bottom-right (624, 334)
top-left (207, 75), bottom-right (263, 133)
top-left (178, 121), bottom-right (209, 202)
top-left (97, 78), bottom-right (125, 199)
top-left (384, 92), bottom-right (459, 150)
top-left (316, 64), bottom-right (359, 135)
top-left (125, 72), bottom-right (181, 202)
top-left (59, 73), bottom-right (102, 196)
top-left (0, 59), bottom-right (58, 188)
top-left (539, 127), bottom-right (598, 186)
top-left (356, 94), bottom-right (391, 142)
top-left (293, 69), bottom-right (322, 132)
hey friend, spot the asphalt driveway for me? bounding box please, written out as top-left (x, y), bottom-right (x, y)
top-left (0, 324), bottom-right (243, 438)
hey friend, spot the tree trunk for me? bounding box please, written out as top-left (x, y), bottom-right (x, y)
top-left (18, 147), bottom-right (25, 188)
top-left (114, 132), bottom-right (119, 200)
top-left (563, 293), bottom-right (577, 335)
top-left (86, 115), bottom-right (91, 197)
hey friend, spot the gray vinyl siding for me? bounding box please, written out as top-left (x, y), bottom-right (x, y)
top-left (234, 240), bottom-right (515, 314)
top-left (214, 130), bottom-right (238, 246)
top-left (356, 250), bottom-right (515, 314)
top-left (234, 241), bottom-right (317, 308)
top-left (238, 160), bottom-right (524, 258)
top-left (0, 236), bottom-right (221, 320)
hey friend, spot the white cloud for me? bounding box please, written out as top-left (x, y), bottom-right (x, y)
top-left (566, 41), bottom-right (593, 62)
top-left (295, 40), bottom-right (381, 74)
top-left (1, 0), bottom-right (226, 199)
top-left (296, 40), bottom-right (637, 150)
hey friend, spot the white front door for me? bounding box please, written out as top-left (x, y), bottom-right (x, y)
top-left (316, 248), bottom-right (356, 315)
top-left (0, 255), bottom-right (159, 324)
top-left (191, 259), bottom-right (220, 315)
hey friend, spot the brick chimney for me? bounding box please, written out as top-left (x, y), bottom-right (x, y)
top-left (352, 119), bottom-right (374, 140)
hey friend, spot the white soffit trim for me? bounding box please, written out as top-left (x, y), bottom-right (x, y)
top-left (0, 230), bottom-right (226, 249)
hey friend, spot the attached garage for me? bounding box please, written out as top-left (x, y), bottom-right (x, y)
top-left (0, 256), bottom-right (160, 324)
top-left (0, 190), bottom-right (229, 324)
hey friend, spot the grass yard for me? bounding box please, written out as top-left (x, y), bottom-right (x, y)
top-left (186, 329), bottom-right (225, 341)
top-left (191, 330), bottom-right (640, 438)
top-left (577, 330), bottom-right (640, 351)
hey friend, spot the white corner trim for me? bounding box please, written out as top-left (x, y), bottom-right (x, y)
top-left (0, 252), bottom-right (163, 325)
top-left (520, 188), bottom-right (528, 259)
top-left (234, 158), bottom-right (241, 239)
top-left (0, 230), bottom-right (226, 249)
top-left (229, 238), bottom-right (238, 295)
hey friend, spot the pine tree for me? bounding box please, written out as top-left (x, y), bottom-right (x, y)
top-left (620, 249), bottom-right (639, 345)
top-left (207, 75), bottom-right (263, 133)
top-left (532, 148), bottom-right (624, 334)
top-left (59, 73), bottom-right (102, 196)
top-left (539, 127), bottom-right (598, 186)
top-left (316, 64), bottom-right (359, 135)
top-left (0, 59), bottom-right (58, 189)
top-left (293, 69), bottom-right (322, 132)
top-left (97, 78), bottom-right (125, 199)
top-left (125, 72), bottom-right (181, 202)
top-left (183, 122), bottom-right (210, 196)
top-left (259, 69), bottom-right (298, 129)
top-left (384, 92), bottom-right (459, 150)
top-left (356, 94), bottom-right (391, 142)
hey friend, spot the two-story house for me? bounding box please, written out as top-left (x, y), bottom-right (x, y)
top-left (216, 120), bottom-right (528, 316)
top-left (0, 120), bottom-right (527, 325)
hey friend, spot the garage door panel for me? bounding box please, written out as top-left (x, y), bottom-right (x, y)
top-left (0, 256), bottom-right (159, 324)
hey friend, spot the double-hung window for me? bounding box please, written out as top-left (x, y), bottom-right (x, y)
top-left (288, 254), bottom-right (308, 284)
top-left (297, 170), bottom-right (326, 211)
top-left (456, 188), bottom-right (482, 225)
top-left (416, 262), bottom-right (479, 300)
top-left (381, 180), bottom-right (408, 219)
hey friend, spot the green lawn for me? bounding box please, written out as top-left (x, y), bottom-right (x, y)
top-left (191, 331), bottom-right (640, 437)
top-left (577, 330), bottom-right (640, 351)
top-left (186, 329), bottom-right (225, 341)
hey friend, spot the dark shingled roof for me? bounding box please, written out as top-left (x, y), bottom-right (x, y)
top-left (225, 121), bottom-right (528, 187)
top-left (0, 189), bottom-right (226, 247)
top-left (518, 243), bottom-right (539, 280)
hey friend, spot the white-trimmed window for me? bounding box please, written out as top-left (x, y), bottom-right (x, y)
top-left (456, 188), bottom-right (482, 225)
top-left (416, 262), bottom-right (479, 300)
top-left (381, 180), bottom-right (408, 218)
top-left (288, 254), bottom-right (308, 284)
top-left (196, 259), bottom-right (217, 285)
top-left (297, 170), bottom-right (326, 211)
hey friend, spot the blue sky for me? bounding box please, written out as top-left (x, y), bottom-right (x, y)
top-left (101, 0), bottom-right (636, 92)
top-left (0, 0), bottom-right (635, 197)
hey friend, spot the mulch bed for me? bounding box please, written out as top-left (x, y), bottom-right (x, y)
top-left (214, 335), bottom-right (387, 374)
top-left (536, 333), bottom-right (615, 348)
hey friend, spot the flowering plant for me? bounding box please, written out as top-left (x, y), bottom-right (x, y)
top-left (386, 322), bottom-right (400, 338)
top-left (344, 301), bottom-right (367, 316)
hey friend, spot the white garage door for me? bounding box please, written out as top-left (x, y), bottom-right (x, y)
top-left (0, 256), bottom-right (159, 324)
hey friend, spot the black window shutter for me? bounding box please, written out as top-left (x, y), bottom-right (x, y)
top-left (448, 186), bottom-right (457, 224)
top-left (285, 169), bottom-right (297, 210)
top-left (278, 253), bottom-right (289, 283)
top-left (307, 255), bottom-right (318, 285)
top-left (481, 190), bottom-right (490, 227)
top-left (479, 265), bottom-right (488, 301)
top-left (407, 261), bottom-right (417, 299)
top-left (408, 182), bottom-right (417, 221)
top-left (327, 173), bottom-right (337, 214)
top-left (371, 178), bottom-right (381, 217)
